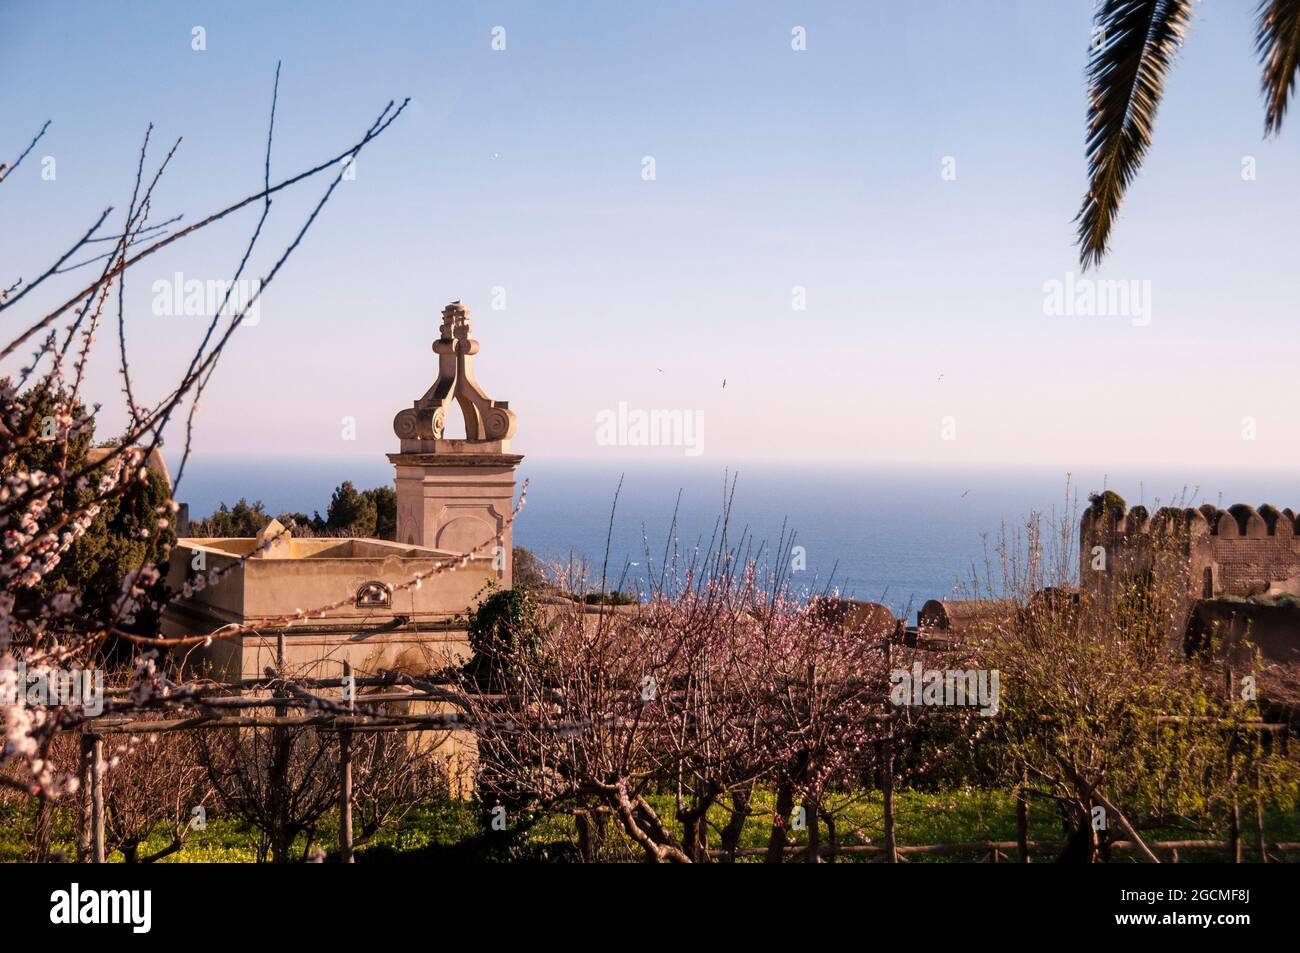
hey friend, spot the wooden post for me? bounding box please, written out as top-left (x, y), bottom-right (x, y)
top-left (33, 794), bottom-right (52, 862)
top-left (91, 735), bottom-right (105, 863)
top-left (1228, 802), bottom-right (1241, 864)
top-left (77, 736), bottom-right (92, 862)
top-left (79, 733), bottom-right (105, 863)
top-left (1017, 766), bottom-right (1030, 863)
top-left (339, 660), bottom-right (354, 864)
top-left (1226, 732), bottom-right (1241, 864)
top-left (881, 736), bottom-right (897, 863)
top-left (881, 638), bottom-right (897, 863)
top-left (1254, 753), bottom-right (1267, 864)
top-left (1221, 670), bottom-right (1242, 864)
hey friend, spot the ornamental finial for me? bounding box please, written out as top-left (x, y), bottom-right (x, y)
top-left (393, 300), bottom-right (517, 448)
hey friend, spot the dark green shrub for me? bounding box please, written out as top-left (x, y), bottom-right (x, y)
top-left (1087, 490), bottom-right (1126, 520)
top-left (467, 587), bottom-right (540, 675)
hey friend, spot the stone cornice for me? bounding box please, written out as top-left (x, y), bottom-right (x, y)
top-left (388, 452), bottom-right (524, 468)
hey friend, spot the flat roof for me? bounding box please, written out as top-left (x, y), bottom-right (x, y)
top-left (177, 537), bottom-right (469, 560)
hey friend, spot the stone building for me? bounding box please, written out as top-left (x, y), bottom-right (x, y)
top-left (917, 598), bottom-right (1019, 637)
top-left (161, 300), bottom-right (523, 685)
top-left (1080, 503), bottom-right (1300, 605)
top-left (1079, 501), bottom-right (1300, 678)
top-left (160, 518), bottom-right (496, 681)
top-left (389, 300), bottom-right (521, 581)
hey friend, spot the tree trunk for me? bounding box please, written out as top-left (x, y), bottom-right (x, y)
top-left (32, 794), bottom-right (52, 863)
top-left (765, 781), bottom-right (794, 863)
top-left (1055, 802), bottom-right (1094, 863)
top-left (271, 832), bottom-right (293, 864)
top-left (1091, 790), bottom-right (1159, 864)
top-left (608, 782), bottom-right (690, 863)
top-left (819, 809), bottom-right (839, 862)
top-left (140, 837), bottom-right (184, 864)
top-left (805, 794), bottom-right (821, 863)
top-left (880, 737), bottom-right (898, 862)
top-left (718, 790), bottom-right (750, 863)
top-left (575, 808), bottom-right (604, 862)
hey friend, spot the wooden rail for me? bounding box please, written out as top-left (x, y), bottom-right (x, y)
top-left (713, 839), bottom-right (1300, 862)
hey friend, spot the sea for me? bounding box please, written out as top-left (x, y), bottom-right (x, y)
top-left (168, 455), bottom-right (1300, 619)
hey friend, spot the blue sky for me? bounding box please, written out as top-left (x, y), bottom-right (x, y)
top-left (2, 0), bottom-right (1298, 470)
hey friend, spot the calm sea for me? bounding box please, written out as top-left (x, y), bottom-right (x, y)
top-left (169, 455), bottom-right (1300, 617)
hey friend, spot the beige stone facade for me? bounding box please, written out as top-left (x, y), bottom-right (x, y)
top-left (160, 530), bottom-right (494, 682)
top-left (389, 300), bottom-right (523, 583)
top-left (389, 449), bottom-right (522, 582)
top-left (164, 299), bottom-right (523, 688)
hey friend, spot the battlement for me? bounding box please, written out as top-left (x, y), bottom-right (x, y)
top-left (1080, 503), bottom-right (1299, 539)
top-left (1080, 498), bottom-right (1300, 613)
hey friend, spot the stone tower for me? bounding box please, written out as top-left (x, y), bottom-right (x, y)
top-left (388, 300), bottom-right (522, 584)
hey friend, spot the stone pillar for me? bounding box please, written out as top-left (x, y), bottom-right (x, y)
top-left (389, 301), bottom-right (522, 585)
top-left (389, 445), bottom-right (522, 582)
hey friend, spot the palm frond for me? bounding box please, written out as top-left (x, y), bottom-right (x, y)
top-left (1257, 0), bottom-right (1300, 134)
top-left (1076, 0), bottom-right (1194, 269)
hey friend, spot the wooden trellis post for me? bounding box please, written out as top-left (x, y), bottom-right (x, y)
top-left (79, 732), bottom-right (105, 863)
top-left (1224, 669), bottom-right (1241, 864)
top-left (339, 660), bottom-right (355, 864)
top-left (1016, 766), bottom-right (1030, 863)
top-left (74, 661), bottom-right (1297, 866)
top-left (881, 640), bottom-right (898, 863)
top-left (1254, 739), bottom-right (1267, 864)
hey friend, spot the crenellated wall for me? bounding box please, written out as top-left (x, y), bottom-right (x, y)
top-left (1198, 505), bottom-right (1300, 596)
top-left (1080, 503), bottom-right (1300, 634)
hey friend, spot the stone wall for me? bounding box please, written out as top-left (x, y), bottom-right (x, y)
top-left (160, 538), bottom-right (496, 682)
top-left (1080, 503), bottom-right (1300, 638)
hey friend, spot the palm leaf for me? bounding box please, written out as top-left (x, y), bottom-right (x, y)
top-left (1076, 0), bottom-right (1194, 269)
top-left (1257, 0), bottom-right (1300, 134)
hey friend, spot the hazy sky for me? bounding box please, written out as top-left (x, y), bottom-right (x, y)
top-left (3, 0), bottom-right (1298, 471)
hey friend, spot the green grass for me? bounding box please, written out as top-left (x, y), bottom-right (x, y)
top-left (3, 789), bottom-right (1296, 862)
